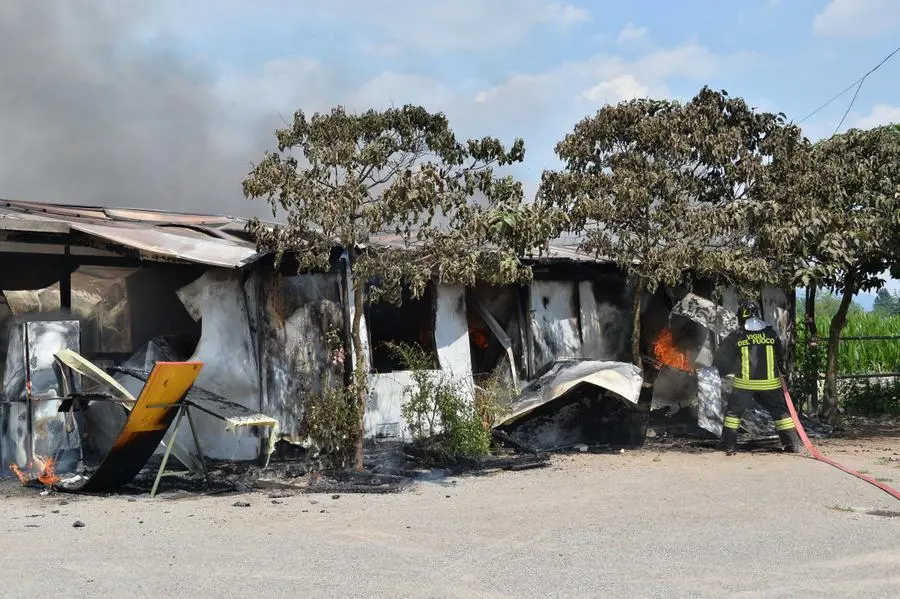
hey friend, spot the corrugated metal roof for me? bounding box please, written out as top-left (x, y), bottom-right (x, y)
top-left (0, 199), bottom-right (262, 268)
top-left (0, 199), bottom-right (613, 268)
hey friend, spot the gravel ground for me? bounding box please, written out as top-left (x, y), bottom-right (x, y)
top-left (1, 435), bottom-right (898, 599)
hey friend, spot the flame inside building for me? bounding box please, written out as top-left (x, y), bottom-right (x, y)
top-left (652, 329), bottom-right (694, 373)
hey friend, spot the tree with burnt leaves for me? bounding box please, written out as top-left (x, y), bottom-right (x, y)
top-left (754, 124), bottom-right (900, 423)
top-left (243, 105), bottom-right (561, 469)
top-left (538, 87), bottom-right (807, 371)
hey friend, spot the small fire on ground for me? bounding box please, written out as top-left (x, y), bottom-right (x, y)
top-left (9, 456), bottom-right (60, 486)
top-left (653, 329), bottom-right (694, 373)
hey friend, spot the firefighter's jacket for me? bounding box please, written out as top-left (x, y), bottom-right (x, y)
top-left (713, 320), bottom-right (786, 391)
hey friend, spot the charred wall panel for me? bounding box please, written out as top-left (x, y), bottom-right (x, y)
top-left (529, 281), bottom-right (581, 373)
top-left (0, 320), bottom-right (82, 470)
top-left (578, 279), bottom-right (631, 362)
top-left (259, 272), bottom-right (343, 443)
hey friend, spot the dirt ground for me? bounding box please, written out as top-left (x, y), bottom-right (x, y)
top-left (1, 426), bottom-right (899, 599)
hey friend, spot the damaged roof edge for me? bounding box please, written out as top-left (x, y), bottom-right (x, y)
top-left (1, 200), bottom-right (265, 269)
top-left (70, 222), bottom-right (264, 269)
top-left (2, 199), bottom-right (630, 270)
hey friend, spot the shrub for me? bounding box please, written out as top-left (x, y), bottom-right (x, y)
top-left (301, 325), bottom-right (360, 469)
top-left (841, 379), bottom-right (900, 417)
top-left (387, 342), bottom-right (492, 460)
top-left (303, 381), bottom-right (361, 469)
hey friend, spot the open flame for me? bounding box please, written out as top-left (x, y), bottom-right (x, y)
top-left (652, 329), bottom-right (694, 373)
top-left (9, 463), bottom-right (27, 484)
top-left (8, 455), bottom-right (60, 487)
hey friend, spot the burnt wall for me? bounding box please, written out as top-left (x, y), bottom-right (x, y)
top-left (259, 272), bottom-right (343, 442)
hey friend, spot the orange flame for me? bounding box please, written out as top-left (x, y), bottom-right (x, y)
top-left (35, 456), bottom-right (60, 486)
top-left (8, 455), bottom-right (60, 487)
top-left (469, 326), bottom-right (489, 349)
top-left (9, 463), bottom-right (28, 484)
top-left (653, 329), bottom-right (694, 373)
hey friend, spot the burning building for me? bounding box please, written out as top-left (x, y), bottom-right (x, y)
top-left (0, 199), bottom-right (801, 490)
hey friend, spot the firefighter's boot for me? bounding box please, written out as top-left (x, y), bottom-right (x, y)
top-left (720, 416), bottom-right (741, 456)
top-left (778, 428), bottom-right (802, 453)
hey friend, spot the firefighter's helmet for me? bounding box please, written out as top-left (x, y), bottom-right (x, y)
top-left (737, 300), bottom-right (761, 326)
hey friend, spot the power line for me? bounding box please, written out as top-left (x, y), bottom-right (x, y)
top-left (796, 45), bottom-right (900, 127)
top-left (832, 78), bottom-right (865, 135)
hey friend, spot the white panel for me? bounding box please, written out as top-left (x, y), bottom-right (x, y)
top-left (529, 281), bottom-right (581, 371)
top-left (363, 371), bottom-right (420, 439)
top-left (176, 269), bottom-right (261, 460)
top-left (434, 285), bottom-right (473, 395)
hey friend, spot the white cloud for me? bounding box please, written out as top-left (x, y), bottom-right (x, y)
top-left (618, 22), bottom-right (648, 43)
top-left (813, 0), bottom-right (900, 37)
top-left (581, 74), bottom-right (653, 103)
top-left (353, 72), bottom-right (455, 111)
top-left (854, 104), bottom-right (900, 129)
top-left (332, 0), bottom-right (591, 52)
top-left (149, 0), bottom-right (591, 53)
top-left (544, 2), bottom-right (591, 26)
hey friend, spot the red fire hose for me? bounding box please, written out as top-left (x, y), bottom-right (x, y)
top-left (781, 378), bottom-right (900, 502)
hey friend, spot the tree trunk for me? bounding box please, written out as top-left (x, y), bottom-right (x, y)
top-left (820, 275), bottom-right (855, 424)
top-left (351, 283), bottom-right (367, 471)
top-left (348, 250), bottom-right (368, 472)
top-left (805, 284), bottom-right (819, 412)
top-left (805, 284), bottom-right (818, 341)
top-left (631, 279), bottom-right (643, 374)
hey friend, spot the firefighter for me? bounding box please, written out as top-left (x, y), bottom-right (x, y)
top-left (712, 300), bottom-right (801, 455)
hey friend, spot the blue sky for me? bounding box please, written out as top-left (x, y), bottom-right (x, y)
top-left (1, 0), bottom-right (899, 304)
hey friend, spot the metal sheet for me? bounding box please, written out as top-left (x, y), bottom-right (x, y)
top-left (1, 320), bottom-right (82, 471)
top-left (529, 281), bottom-right (581, 372)
top-left (57, 361), bottom-right (203, 492)
top-left (497, 359), bottom-right (643, 427)
top-left (578, 280), bottom-right (631, 361)
top-left (70, 222), bottom-right (261, 268)
top-left (669, 293), bottom-right (738, 343)
top-left (54, 349), bottom-right (136, 404)
top-left (761, 284), bottom-right (791, 345)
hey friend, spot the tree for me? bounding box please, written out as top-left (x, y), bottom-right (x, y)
top-left (539, 87), bottom-right (806, 371)
top-left (873, 288), bottom-right (900, 316)
top-left (756, 125), bottom-right (900, 423)
top-left (243, 105), bottom-right (558, 469)
top-left (797, 292), bottom-right (865, 322)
